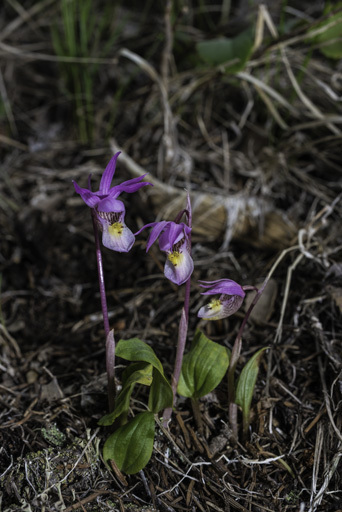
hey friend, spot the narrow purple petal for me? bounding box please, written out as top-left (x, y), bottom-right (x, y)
top-left (73, 180), bottom-right (100, 208)
top-left (134, 222), bottom-right (158, 237)
top-left (159, 222), bottom-right (185, 251)
top-left (110, 181), bottom-right (152, 196)
top-left (198, 279), bottom-right (234, 286)
top-left (111, 174), bottom-right (153, 195)
top-left (183, 224), bottom-right (192, 238)
top-left (99, 152), bottom-right (121, 194)
top-left (146, 221), bottom-right (169, 252)
top-left (199, 279), bottom-right (245, 297)
top-left (102, 221), bottom-right (135, 252)
top-left (168, 223), bottom-right (186, 248)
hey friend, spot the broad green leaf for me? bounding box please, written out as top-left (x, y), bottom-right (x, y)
top-left (103, 411), bottom-right (155, 474)
top-left (121, 361), bottom-right (152, 386)
top-left (116, 338), bottom-right (164, 375)
top-left (308, 4), bottom-right (342, 59)
top-left (235, 347), bottom-right (268, 433)
top-left (99, 363), bottom-right (153, 426)
top-left (196, 28), bottom-right (254, 72)
top-left (177, 330), bottom-right (230, 399)
top-left (148, 368), bottom-right (173, 414)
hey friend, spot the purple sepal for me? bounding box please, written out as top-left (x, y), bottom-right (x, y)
top-left (159, 222), bottom-right (189, 251)
top-left (199, 279), bottom-right (245, 297)
top-left (146, 221), bottom-right (168, 252)
top-left (99, 152), bottom-right (121, 194)
top-left (112, 174), bottom-right (153, 195)
top-left (73, 181), bottom-right (101, 208)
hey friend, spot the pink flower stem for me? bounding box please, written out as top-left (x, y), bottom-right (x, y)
top-left (163, 193), bottom-right (192, 426)
top-left (106, 330), bottom-right (116, 413)
top-left (91, 210), bottom-right (115, 412)
top-left (172, 277), bottom-right (191, 391)
top-left (163, 279), bottom-right (191, 426)
top-left (228, 281), bottom-right (268, 440)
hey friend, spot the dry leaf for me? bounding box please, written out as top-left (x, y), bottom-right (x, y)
top-left (244, 279), bottom-right (278, 324)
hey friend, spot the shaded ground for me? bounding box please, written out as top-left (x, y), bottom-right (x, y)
top-left (1, 1), bottom-right (342, 511)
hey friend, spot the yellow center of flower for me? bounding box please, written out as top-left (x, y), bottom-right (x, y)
top-left (167, 251), bottom-right (183, 267)
top-left (208, 299), bottom-right (222, 313)
top-left (202, 298), bottom-right (223, 320)
top-left (108, 222), bottom-right (123, 237)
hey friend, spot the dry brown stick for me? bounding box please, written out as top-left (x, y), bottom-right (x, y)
top-left (0, 133), bottom-right (28, 150)
top-left (155, 415), bottom-right (193, 466)
top-left (304, 407), bottom-right (327, 435)
top-left (176, 413), bottom-right (191, 449)
top-left (63, 489), bottom-right (115, 512)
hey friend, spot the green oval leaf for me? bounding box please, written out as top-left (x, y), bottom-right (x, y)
top-left (116, 338), bottom-right (164, 375)
top-left (99, 363), bottom-right (153, 426)
top-left (103, 412), bottom-right (155, 474)
top-left (307, 4), bottom-right (342, 59)
top-left (196, 28), bottom-right (254, 72)
top-left (148, 368), bottom-right (173, 414)
top-left (235, 347), bottom-right (268, 433)
top-left (177, 330), bottom-right (230, 399)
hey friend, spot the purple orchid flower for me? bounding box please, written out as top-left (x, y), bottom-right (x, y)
top-left (73, 152), bottom-right (152, 252)
top-left (197, 279), bottom-right (246, 320)
top-left (135, 221), bottom-right (194, 285)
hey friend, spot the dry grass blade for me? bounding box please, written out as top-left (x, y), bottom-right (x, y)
top-left (309, 443), bottom-right (342, 511)
top-left (0, 0), bottom-right (56, 42)
top-left (118, 47), bottom-right (176, 173)
top-left (0, 41), bottom-right (116, 64)
top-left (281, 48), bottom-right (340, 135)
top-left (236, 71), bottom-right (297, 114)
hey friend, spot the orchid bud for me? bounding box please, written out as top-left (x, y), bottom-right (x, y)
top-left (197, 279), bottom-right (246, 320)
